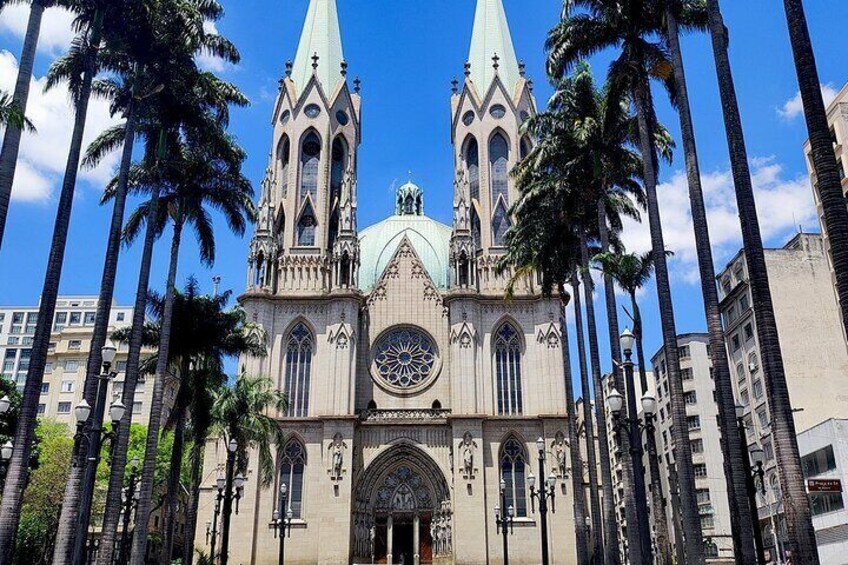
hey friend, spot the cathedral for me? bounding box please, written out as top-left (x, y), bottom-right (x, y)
top-left (199, 0), bottom-right (580, 563)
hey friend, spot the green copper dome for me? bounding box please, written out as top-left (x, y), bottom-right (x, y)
top-left (358, 214), bottom-right (452, 292)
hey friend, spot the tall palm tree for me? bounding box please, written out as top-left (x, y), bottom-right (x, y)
top-left (0, 92), bottom-right (33, 130)
top-left (548, 4), bottom-right (705, 561)
top-left (782, 0), bottom-right (848, 342)
top-left (661, 2), bottom-right (756, 561)
top-left (705, 2), bottom-right (820, 562)
top-left (0, 3), bottom-right (112, 560)
top-left (210, 374), bottom-right (287, 564)
top-left (0, 0), bottom-right (55, 248)
top-left (594, 250), bottom-right (672, 564)
top-left (127, 126), bottom-right (254, 565)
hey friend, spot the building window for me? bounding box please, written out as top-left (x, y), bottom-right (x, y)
top-left (757, 407), bottom-right (769, 429)
top-left (53, 312), bottom-right (67, 332)
top-left (40, 383), bottom-right (49, 394)
top-left (116, 312), bottom-right (125, 322)
top-left (64, 360), bottom-right (79, 372)
top-left (284, 323), bottom-right (313, 418)
top-left (61, 380), bottom-right (74, 393)
top-left (678, 345), bottom-right (690, 359)
top-left (489, 133), bottom-right (509, 204)
top-left (748, 352), bottom-right (759, 372)
top-left (37, 403), bottom-right (46, 415)
top-left (694, 464), bottom-right (708, 478)
top-left (116, 361), bottom-right (127, 372)
top-left (736, 363), bottom-right (746, 382)
top-left (133, 401), bottom-right (142, 414)
top-left (802, 445), bottom-right (837, 478)
top-left (687, 416), bottom-right (701, 431)
top-left (684, 391), bottom-right (697, 405)
top-left (466, 138), bottom-right (479, 201)
top-left (691, 439), bottom-right (704, 454)
top-left (69, 340), bottom-right (81, 350)
top-left (731, 334), bottom-right (741, 351)
top-left (494, 323), bottom-right (523, 415)
top-left (278, 136), bottom-right (291, 196)
top-left (69, 312), bottom-right (81, 325)
top-left (300, 132), bottom-right (321, 200)
top-left (279, 440), bottom-right (306, 518)
top-left (762, 441), bottom-right (774, 461)
top-left (491, 200), bottom-right (510, 246)
top-left (297, 202), bottom-right (316, 247)
top-left (500, 438), bottom-right (527, 517)
top-left (57, 402), bottom-right (71, 414)
top-left (83, 312), bottom-right (96, 326)
top-left (701, 514), bottom-right (715, 530)
top-left (811, 492), bottom-right (845, 516)
top-left (743, 323), bottom-right (754, 341)
top-left (752, 380), bottom-right (763, 399)
top-left (740, 389), bottom-right (750, 407)
top-left (696, 488), bottom-right (711, 505)
top-left (681, 368), bottom-right (693, 381)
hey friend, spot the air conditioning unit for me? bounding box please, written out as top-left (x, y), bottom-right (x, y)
top-left (749, 362), bottom-right (759, 372)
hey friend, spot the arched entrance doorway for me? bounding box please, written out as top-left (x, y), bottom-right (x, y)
top-left (351, 444), bottom-right (452, 564)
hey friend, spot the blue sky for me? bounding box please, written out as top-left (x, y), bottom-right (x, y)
top-left (0, 1), bottom-right (846, 378)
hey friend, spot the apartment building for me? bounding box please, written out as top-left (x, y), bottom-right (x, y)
top-left (717, 233), bottom-right (848, 561)
top-left (0, 296), bottom-right (158, 429)
top-left (650, 335), bottom-right (734, 563)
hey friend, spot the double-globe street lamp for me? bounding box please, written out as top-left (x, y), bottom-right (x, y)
top-left (494, 478), bottom-right (515, 565)
top-left (218, 437), bottom-right (246, 565)
top-left (71, 343), bottom-right (127, 565)
top-left (735, 404), bottom-right (767, 565)
top-left (528, 437), bottom-right (557, 565)
top-left (271, 482), bottom-right (294, 565)
top-left (608, 328), bottom-right (655, 565)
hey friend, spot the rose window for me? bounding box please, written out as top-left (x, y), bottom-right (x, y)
top-left (373, 328), bottom-right (437, 389)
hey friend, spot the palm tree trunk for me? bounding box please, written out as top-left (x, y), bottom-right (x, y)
top-left (96, 185), bottom-right (162, 565)
top-left (631, 75), bottom-right (704, 564)
top-left (631, 292), bottom-right (671, 565)
top-left (0, 14), bottom-right (103, 563)
top-left (0, 0), bottom-right (46, 248)
top-left (706, 3), bottom-right (820, 563)
top-left (783, 0), bottom-right (848, 343)
top-left (130, 217), bottom-right (184, 565)
top-left (53, 101), bottom-right (137, 565)
top-left (595, 208), bottom-right (650, 564)
top-left (664, 9), bottom-right (756, 564)
top-left (182, 435), bottom-right (206, 565)
top-left (571, 275), bottom-right (616, 565)
top-left (558, 288), bottom-right (590, 565)
top-left (162, 363), bottom-right (190, 565)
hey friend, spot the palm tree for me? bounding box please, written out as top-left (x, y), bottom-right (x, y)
top-left (0, 0), bottom-right (54, 248)
top-left (127, 126), bottom-right (254, 565)
top-left (548, 4), bottom-right (705, 561)
top-left (0, 3), bottom-right (112, 560)
top-left (705, 2), bottom-right (820, 562)
top-left (0, 91), bottom-right (33, 131)
top-left (661, 2), bottom-right (756, 561)
top-left (594, 250), bottom-right (672, 564)
top-left (782, 0), bottom-right (848, 342)
top-left (211, 374), bottom-right (287, 564)
top-left (49, 3), bottom-right (161, 561)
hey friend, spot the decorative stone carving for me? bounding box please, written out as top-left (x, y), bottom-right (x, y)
top-left (328, 433), bottom-right (347, 480)
top-left (460, 431), bottom-right (477, 480)
top-left (552, 431), bottom-right (569, 478)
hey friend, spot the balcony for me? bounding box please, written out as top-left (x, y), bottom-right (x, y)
top-left (359, 408), bottom-right (451, 423)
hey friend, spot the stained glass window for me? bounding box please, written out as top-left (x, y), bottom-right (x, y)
top-left (495, 323), bottom-right (522, 415)
top-left (280, 440), bottom-right (306, 517)
top-left (466, 138), bottom-right (480, 201)
top-left (492, 201), bottom-right (510, 246)
top-left (501, 438), bottom-right (527, 517)
top-left (284, 323), bottom-right (312, 417)
top-left (489, 133), bottom-right (509, 203)
top-left (373, 328), bottom-right (437, 389)
top-left (300, 132), bottom-right (321, 199)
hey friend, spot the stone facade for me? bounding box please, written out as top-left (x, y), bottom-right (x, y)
top-left (195, 1), bottom-right (578, 563)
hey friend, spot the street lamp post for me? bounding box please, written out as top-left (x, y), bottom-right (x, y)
top-left (219, 438), bottom-right (245, 565)
top-left (528, 437), bottom-right (556, 565)
top-left (272, 482), bottom-right (294, 565)
top-left (207, 472), bottom-right (226, 563)
top-left (494, 478), bottom-right (514, 565)
top-left (71, 343), bottom-right (126, 565)
top-left (117, 457), bottom-right (141, 565)
top-left (613, 328), bottom-right (653, 565)
top-left (736, 405), bottom-right (767, 565)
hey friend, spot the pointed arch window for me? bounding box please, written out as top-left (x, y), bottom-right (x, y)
top-left (284, 323), bottom-right (313, 417)
top-left (300, 132), bottom-right (321, 200)
top-left (500, 438), bottom-right (528, 517)
top-left (492, 200), bottom-right (511, 246)
top-left (279, 439), bottom-right (306, 517)
top-left (278, 136), bottom-right (291, 196)
top-left (495, 323), bottom-right (522, 415)
top-left (466, 137), bottom-right (480, 201)
top-left (471, 207), bottom-right (481, 249)
top-left (489, 133), bottom-right (509, 203)
top-left (297, 202), bottom-right (316, 246)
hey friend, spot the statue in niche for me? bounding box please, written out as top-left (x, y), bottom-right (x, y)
top-left (460, 432), bottom-right (476, 480)
top-left (329, 434), bottom-right (346, 480)
top-left (552, 432), bottom-right (569, 478)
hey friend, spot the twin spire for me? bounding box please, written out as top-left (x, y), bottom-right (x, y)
top-left (289, 0), bottom-right (521, 96)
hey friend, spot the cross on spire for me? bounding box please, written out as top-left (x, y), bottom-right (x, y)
top-left (492, 53), bottom-right (500, 72)
top-left (312, 52), bottom-right (320, 72)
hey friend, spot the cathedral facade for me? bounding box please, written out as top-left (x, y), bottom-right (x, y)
top-left (198, 1), bottom-right (580, 563)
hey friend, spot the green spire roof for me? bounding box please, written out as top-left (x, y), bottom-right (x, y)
top-left (468, 0), bottom-right (521, 97)
top-left (291, 0), bottom-right (345, 95)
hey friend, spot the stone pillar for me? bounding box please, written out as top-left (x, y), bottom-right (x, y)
top-left (387, 514), bottom-right (393, 565)
top-left (414, 513), bottom-right (420, 565)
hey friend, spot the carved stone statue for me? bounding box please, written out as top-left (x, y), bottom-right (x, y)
top-left (460, 432), bottom-right (476, 479)
top-left (552, 432), bottom-right (569, 478)
top-left (329, 434), bottom-right (346, 480)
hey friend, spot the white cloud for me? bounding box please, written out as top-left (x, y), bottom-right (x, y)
top-left (777, 83), bottom-right (840, 120)
top-left (0, 5), bottom-right (76, 56)
top-left (0, 50), bottom-right (122, 203)
top-left (620, 157), bottom-right (818, 284)
top-left (196, 20), bottom-right (236, 73)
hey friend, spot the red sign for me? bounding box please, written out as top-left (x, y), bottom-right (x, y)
top-left (808, 479), bottom-right (842, 493)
